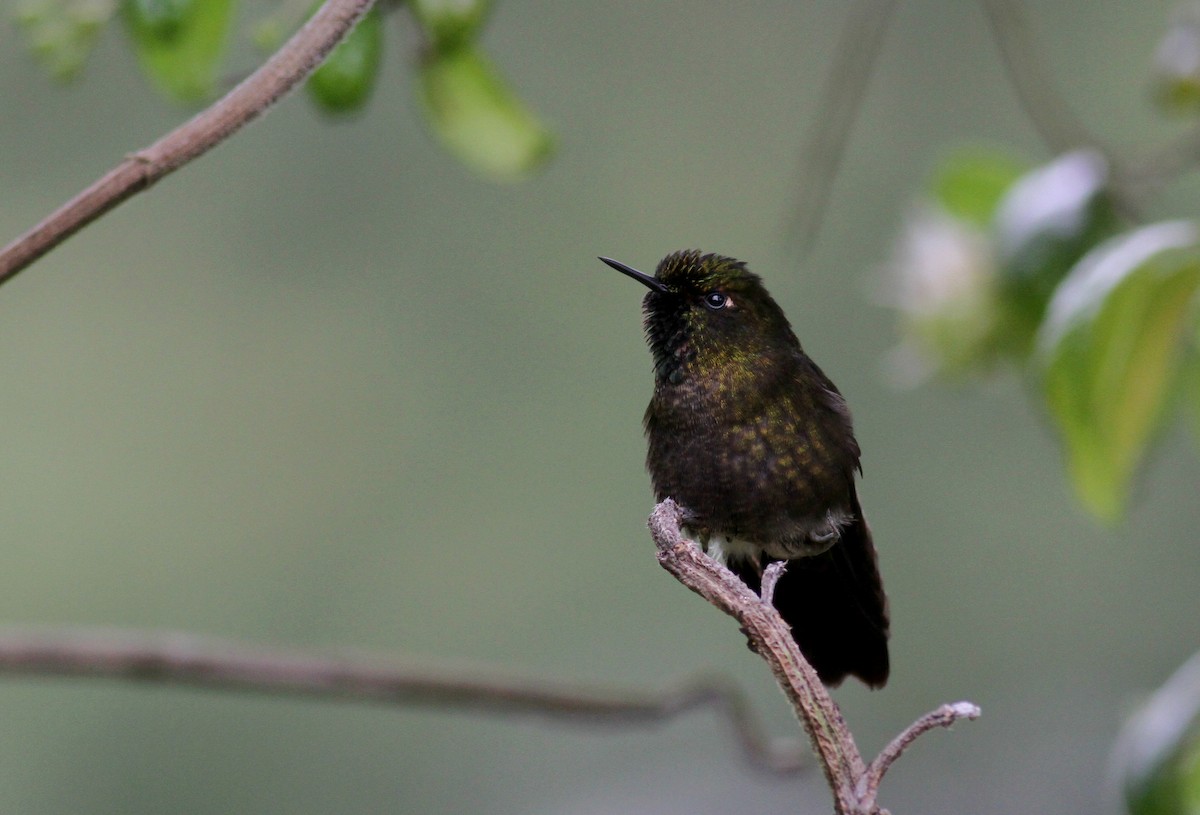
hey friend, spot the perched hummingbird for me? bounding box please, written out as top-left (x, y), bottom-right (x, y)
top-left (601, 250), bottom-right (889, 688)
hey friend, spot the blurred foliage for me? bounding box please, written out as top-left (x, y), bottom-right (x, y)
top-left (889, 144), bottom-right (1200, 522)
top-left (1154, 3), bottom-right (1200, 115)
top-left (994, 151), bottom-right (1120, 356)
top-left (10, 0), bottom-right (553, 178)
top-left (1039, 223), bottom-right (1200, 520)
top-left (408, 0), bottom-right (553, 178)
top-left (121, 0), bottom-right (232, 102)
top-left (1113, 652), bottom-right (1200, 815)
top-left (13, 0), bottom-right (113, 80)
top-left (417, 43), bottom-right (554, 181)
top-left (123, 0), bottom-right (193, 44)
top-left (304, 2), bottom-right (381, 115)
top-left (884, 10), bottom-right (1200, 802)
top-left (410, 0), bottom-right (490, 50)
top-left (930, 150), bottom-right (1026, 228)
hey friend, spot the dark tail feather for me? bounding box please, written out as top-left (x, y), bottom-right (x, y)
top-left (729, 492), bottom-right (890, 688)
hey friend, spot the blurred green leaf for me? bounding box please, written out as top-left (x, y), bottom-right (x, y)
top-left (412, 0), bottom-right (490, 49)
top-left (996, 150), bottom-right (1121, 357)
top-left (418, 45), bottom-right (555, 181)
top-left (1039, 221), bottom-right (1200, 521)
top-left (123, 0), bottom-right (191, 41)
top-left (305, 4), bottom-right (383, 115)
top-left (1112, 651), bottom-right (1200, 815)
top-left (931, 149), bottom-right (1026, 228)
top-left (122, 0), bottom-right (234, 103)
top-left (1182, 740), bottom-right (1200, 814)
top-left (885, 149), bottom-right (1023, 383)
top-left (1153, 3), bottom-right (1200, 116)
top-left (15, 0), bottom-right (114, 80)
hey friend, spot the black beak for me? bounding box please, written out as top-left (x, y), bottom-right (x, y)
top-left (598, 256), bottom-right (670, 293)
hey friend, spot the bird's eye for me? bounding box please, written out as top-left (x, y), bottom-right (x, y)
top-left (703, 291), bottom-right (729, 310)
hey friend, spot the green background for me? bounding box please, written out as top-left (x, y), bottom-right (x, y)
top-left (1, 1), bottom-right (1198, 812)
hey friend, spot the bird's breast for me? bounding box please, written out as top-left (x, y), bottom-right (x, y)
top-left (646, 386), bottom-right (856, 550)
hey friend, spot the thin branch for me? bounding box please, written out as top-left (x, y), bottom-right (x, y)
top-left (0, 0), bottom-right (378, 288)
top-left (0, 626), bottom-right (806, 775)
top-left (760, 560), bottom-right (787, 607)
top-left (649, 499), bottom-right (980, 815)
top-left (650, 500), bottom-right (865, 813)
top-left (980, 0), bottom-right (1104, 154)
top-left (787, 0), bottom-right (897, 258)
top-left (858, 701), bottom-right (982, 810)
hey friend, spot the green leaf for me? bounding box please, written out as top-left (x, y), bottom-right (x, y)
top-left (996, 150), bottom-right (1120, 358)
top-left (1039, 221), bottom-right (1200, 521)
top-left (1182, 739), bottom-right (1200, 815)
top-left (931, 149), bottom-right (1026, 228)
top-left (1153, 5), bottom-right (1200, 116)
top-left (15, 0), bottom-right (115, 81)
top-left (122, 0), bottom-right (234, 103)
top-left (123, 0), bottom-right (191, 41)
top-left (1112, 652), bottom-right (1200, 815)
top-left (411, 0), bottom-right (490, 49)
top-left (305, 4), bottom-right (383, 115)
top-left (418, 45), bottom-right (555, 181)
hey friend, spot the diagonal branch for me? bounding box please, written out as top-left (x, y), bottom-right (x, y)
top-left (649, 499), bottom-right (980, 815)
top-left (650, 500), bottom-right (865, 812)
top-left (0, 0), bottom-right (378, 288)
top-left (787, 0), bottom-right (897, 258)
top-left (858, 700), bottom-right (982, 811)
top-left (0, 625), bottom-right (807, 774)
top-left (980, 0), bottom-right (1104, 154)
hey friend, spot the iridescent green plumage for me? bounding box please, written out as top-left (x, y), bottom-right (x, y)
top-left (603, 250), bottom-right (890, 688)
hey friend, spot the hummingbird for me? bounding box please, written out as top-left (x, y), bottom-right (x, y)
top-left (600, 250), bottom-right (889, 688)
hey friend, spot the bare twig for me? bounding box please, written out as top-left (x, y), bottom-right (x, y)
top-left (980, 0), bottom-right (1103, 154)
top-left (760, 560), bottom-right (787, 607)
top-left (649, 499), bottom-right (980, 815)
top-left (858, 701), bottom-right (982, 811)
top-left (0, 626), bottom-right (806, 774)
top-left (0, 0), bottom-right (378, 287)
top-left (787, 0), bottom-right (897, 257)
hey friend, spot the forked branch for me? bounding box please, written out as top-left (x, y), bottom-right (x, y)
top-left (649, 499), bottom-right (979, 815)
